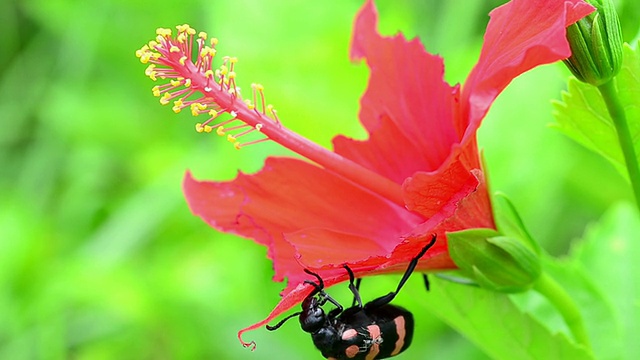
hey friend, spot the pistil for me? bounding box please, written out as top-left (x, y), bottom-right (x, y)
top-left (137, 25), bottom-right (404, 207)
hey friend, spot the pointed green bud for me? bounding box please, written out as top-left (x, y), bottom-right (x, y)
top-left (448, 229), bottom-right (541, 293)
top-left (564, 0), bottom-right (623, 86)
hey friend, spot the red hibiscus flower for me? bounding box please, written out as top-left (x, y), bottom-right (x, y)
top-left (137, 0), bottom-right (593, 349)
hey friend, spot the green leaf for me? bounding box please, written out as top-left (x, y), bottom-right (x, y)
top-left (552, 42), bottom-right (640, 179)
top-left (423, 277), bottom-right (593, 360)
top-left (570, 203), bottom-right (640, 359)
top-left (492, 192), bottom-right (540, 254)
top-left (513, 256), bottom-right (622, 360)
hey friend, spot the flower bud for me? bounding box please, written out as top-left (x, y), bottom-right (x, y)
top-left (448, 229), bottom-right (541, 293)
top-left (563, 0), bottom-right (623, 86)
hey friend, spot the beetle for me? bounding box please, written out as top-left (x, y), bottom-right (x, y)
top-left (266, 234), bottom-right (437, 359)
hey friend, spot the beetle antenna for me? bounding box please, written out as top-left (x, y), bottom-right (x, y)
top-left (365, 234), bottom-right (437, 309)
top-left (266, 311), bottom-right (302, 331)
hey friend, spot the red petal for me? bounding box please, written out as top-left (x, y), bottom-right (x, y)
top-left (184, 156), bottom-right (426, 346)
top-left (336, 0), bottom-right (461, 183)
top-left (461, 0), bottom-right (595, 139)
top-left (184, 157), bottom-right (420, 281)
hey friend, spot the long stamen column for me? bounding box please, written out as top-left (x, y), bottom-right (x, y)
top-left (136, 25), bottom-right (404, 207)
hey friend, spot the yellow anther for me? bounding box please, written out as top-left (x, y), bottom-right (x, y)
top-left (179, 56), bottom-right (188, 65)
top-left (255, 124), bottom-right (263, 131)
top-left (204, 125), bottom-right (212, 133)
top-left (184, 78), bottom-right (192, 87)
top-left (152, 86), bottom-right (161, 97)
top-left (170, 79), bottom-right (182, 87)
top-left (198, 31), bottom-right (208, 40)
top-left (229, 57), bottom-right (238, 64)
top-left (170, 45), bottom-right (180, 53)
top-left (172, 99), bottom-right (184, 113)
top-left (176, 24), bottom-right (192, 33)
top-left (234, 142), bottom-right (241, 150)
top-left (266, 104), bottom-right (274, 114)
top-left (228, 71), bottom-right (236, 79)
top-left (135, 45), bottom-right (149, 58)
top-left (211, 38), bottom-right (219, 46)
top-left (160, 93), bottom-right (171, 105)
top-left (244, 99), bottom-right (255, 110)
top-left (219, 65), bottom-right (228, 76)
top-left (156, 28), bottom-right (172, 37)
top-left (145, 64), bottom-right (157, 80)
top-left (227, 134), bottom-right (237, 143)
top-left (209, 110), bottom-right (219, 118)
top-left (252, 83), bottom-right (264, 91)
top-left (195, 123), bottom-right (205, 133)
top-left (200, 46), bottom-right (216, 58)
top-left (177, 32), bottom-right (188, 43)
top-left (190, 103), bottom-right (207, 116)
top-left (205, 69), bottom-right (214, 78)
top-left (216, 126), bottom-right (225, 136)
top-left (148, 40), bottom-right (158, 48)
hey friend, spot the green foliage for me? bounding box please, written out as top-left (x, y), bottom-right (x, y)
top-left (553, 43), bottom-right (640, 179)
top-left (1, 0), bottom-right (639, 359)
top-left (422, 276), bottom-right (594, 360)
top-left (570, 203), bottom-right (640, 359)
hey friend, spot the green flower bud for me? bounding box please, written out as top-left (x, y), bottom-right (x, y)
top-left (564, 0), bottom-right (623, 86)
top-left (448, 229), bottom-right (541, 293)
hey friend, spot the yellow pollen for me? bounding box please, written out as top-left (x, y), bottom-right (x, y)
top-left (135, 45), bottom-right (149, 60)
top-left (211, 38), bottom-right (219, 46)
top-left (145, 64), bottom-right (157, 80)
top-left (252, 83), bottom-right (264, 91)
top-left (234, 142), bottom-right (241, 150)
top-left (156, 28), bottom-right (172, 37)
top-left (195, 123), bottom-right (207, 133)
top-left (190, 103), bottom-right (207, 116)
top-left (184, 78), bottom-right (192, 87)
top-left (227, 134), bottom-right (236, 143)
top-left (172, 100), bottom-right (184, 113)
top-left (170, 79), bottom-right (181, 87)
top-left (208, 110), bottom-right (219, 118)
top-left (201, 46), bottom-right (216, 58)
top-left (179, 56), bottom-right (188, 65)
top-left (228, 71), bottom-right (236, 79)
top-left (160, 93), bottom-right (171, 105)
top-left (219, 65), bottom-right (228, 76)
top-left (152, 86), bottom-right (161, 97)
top-left (205, 69), bottom-right (214, 78)
top-left (198, 31), bottom-right (207, 40)
top-left (177, 32), bottom-right (188, 43)
top-left (148, 40), bottom-right (158, 48)
top-left (170, 45), bottom-right (180, 53)
top-left (244, 99), bottom-right (255, 110)
top-left (216, 126), bottom-right (225, 136)
top-left (229, 57), bottom-right (238, 64)
top-left (266, 104), bottom-right (274, 114)
top-left (255, 124), bottom-right (263, 131)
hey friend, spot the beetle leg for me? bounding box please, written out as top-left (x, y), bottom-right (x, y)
top-left (423, 274), bottom-right (430, 292)
top-left (365, 234), bottom-right (437, 309)
top-left (343, 264), bottom-right (364, 308)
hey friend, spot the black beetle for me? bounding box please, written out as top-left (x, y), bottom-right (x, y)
top-left (266, 234), bottom-right (436, 359)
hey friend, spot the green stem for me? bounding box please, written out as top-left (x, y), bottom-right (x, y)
top-left (533, 272), bottom-right (591, 349)
top-left (597, 80), bottom-right (640, 210)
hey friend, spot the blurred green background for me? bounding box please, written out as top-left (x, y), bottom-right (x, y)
top-left (1, 0), bottom-right (638, 359)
